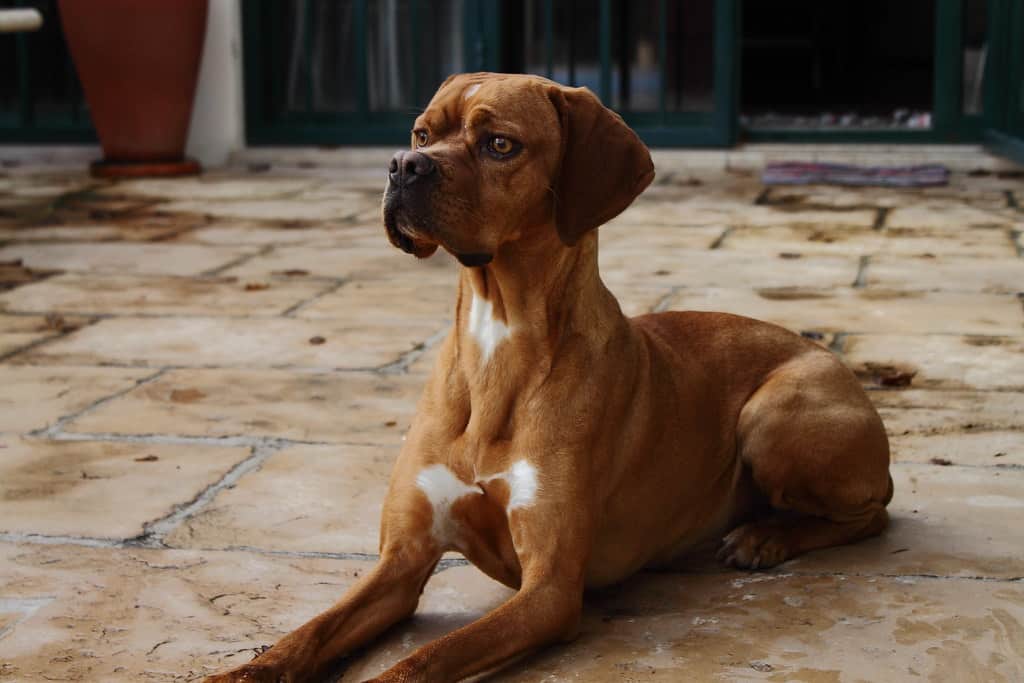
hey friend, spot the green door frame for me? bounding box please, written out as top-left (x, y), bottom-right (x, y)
top-left (983, 0), bottom-right (1024, 163)
top-left (0, 0), bottom-right (94, 144)
top-left (243, 0), bottom-right (739, 148)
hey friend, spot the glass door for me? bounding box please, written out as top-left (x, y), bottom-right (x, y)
top-left (515, 0), bottom-right (739, 146)
top-left (984, 0), bottom-right (1024, 162)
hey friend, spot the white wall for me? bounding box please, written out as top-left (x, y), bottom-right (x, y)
top-left (186, 0), bottom-right (244, 168)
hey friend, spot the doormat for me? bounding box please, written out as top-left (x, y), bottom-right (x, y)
top-left (763, 162), bottom-right (949, 187)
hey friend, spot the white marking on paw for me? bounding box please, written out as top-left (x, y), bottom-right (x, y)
top-left (416, 464), bottom-right (482, 545)
top-left (463, 83), bottom-right (481, 99)
top-left (468, 293), bottom-right (511, 363)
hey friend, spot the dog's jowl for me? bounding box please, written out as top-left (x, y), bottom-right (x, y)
top-left (205, 72), bottom-right (892, 683)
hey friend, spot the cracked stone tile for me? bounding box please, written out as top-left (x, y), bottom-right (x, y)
top-left (887, 201), bottom-right (1015, 230)
top-left (18, 316), bottom-right (443, 370)
top-left (0, 274), bottom-right (332, 317)
top-left (0, 437), bottom-right (251, 539)
top-left (865, 254), bottom-right (1024, 294)
top-left (179, 222), bottom-right (378, 247)
top-left (784, 463), bottom-right (1024, 580)
top-left (0, 243), bottom-right (256, 276)
top-left (599, 224), bottom-right (727, 250)
top-left (600, 249), bottom-right (859, 289)
top-left (0, 543), bottom-right (376, 682)
top-left (297, 280), bottom-right (455, 325)
top-left (890, 430), bottom-right (1024, 468)
top-left (0, 314), bottom-right (86, 358)
top-left (165, 443), bottom-right (394, 555)
top-left (222, 245), bottom-right (458, 283)
top-left (870, 389), bottom-right (1024, 436)
top-left (0, 365), bottom-right (150, 432)
top-left (94, 176), bottom-right (323, 201)
top-left (662, 288), bottom-right (1024, 335)
top-left (344, 570), bottom-right (1024, 683)
top-left (66, 368), bottom-right (423, 444)
top-left (844, 334), bottom-right (1024, 391)
top-left (162, 194), bottom-right (378, 222)
top-left (610, 198), bottom-right (877, 229)
top-left (720, 224), bottom-right (1018, 258)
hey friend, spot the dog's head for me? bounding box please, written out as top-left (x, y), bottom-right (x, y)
top-left (382, 72), bottom-right (654, 266)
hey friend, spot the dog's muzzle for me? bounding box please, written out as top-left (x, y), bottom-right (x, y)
top-left (382, 150), bottom-right (439, 258)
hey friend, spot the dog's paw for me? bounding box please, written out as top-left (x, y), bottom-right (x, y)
top-left (716, 522), bottom-right (791, 570)
top-left (202, 663), bottom-right (289, 683)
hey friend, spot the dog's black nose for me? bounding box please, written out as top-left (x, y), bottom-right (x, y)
top-left (389, 150), bottom-right (436, 187)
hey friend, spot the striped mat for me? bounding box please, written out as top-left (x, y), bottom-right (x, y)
top-left (762, 162), bottom-right (949, 187)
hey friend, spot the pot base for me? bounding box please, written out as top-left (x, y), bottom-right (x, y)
top-left (90, 158), bottom-right (202, 178)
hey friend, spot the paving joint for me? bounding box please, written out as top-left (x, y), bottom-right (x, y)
top-left (132, 439), bottom-right (291, 545)
top-left (852, 255), bottom-right (870, 288)
top-left (280, 278), bottom-right (347, 317)
top-left (0, 316), bottom-right (101, 363)
top-left (200, 244), bottom-right (273, 277)
top-left (377, 325), bottom-right (450, 375)
top-left (709, 227), bottom-right (732, 250)
top-left (28, 367), bottom-right (169, 439)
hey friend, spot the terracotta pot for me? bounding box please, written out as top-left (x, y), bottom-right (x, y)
top-left (59, 0), bottom-right (208, 177)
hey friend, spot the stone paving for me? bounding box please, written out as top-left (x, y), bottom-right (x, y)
top-left (0, 152), bottom-right (1023, 682)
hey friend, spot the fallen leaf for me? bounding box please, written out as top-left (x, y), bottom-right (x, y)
top-left (384, 420), bottom-right (397, 427)
top-left (170, 388), bottom-right (206, 403)
top-left (309, 335), bottom-right (326, 345)
top-left (244, 282), bottom-right (270, 291)
top-left (929, 457), bottom-right (953, 466)
top-left (134, 454), bottom-right (159, 462)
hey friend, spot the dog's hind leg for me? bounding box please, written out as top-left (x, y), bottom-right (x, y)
top-left (719, 351), bottom-right (893, 570)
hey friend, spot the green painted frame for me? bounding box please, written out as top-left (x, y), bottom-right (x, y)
top-left (983, 0), bottom-right (1024, 163)
top-left (0, 1), bottom-right (95, 144)
top-left (743, 0), bottom-right (985, 144)
top-left (243, 0), bottom-right (740, 148)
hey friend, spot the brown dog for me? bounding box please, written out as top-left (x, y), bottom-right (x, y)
top-left (206, 73), bottom-right (892, 683)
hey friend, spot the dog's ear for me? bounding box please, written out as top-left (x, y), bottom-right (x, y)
top-left (548, 85), bottom-right (655, 246)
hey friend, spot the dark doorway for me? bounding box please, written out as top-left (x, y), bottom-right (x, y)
top-left (741, 0), bottom-right (936, 131)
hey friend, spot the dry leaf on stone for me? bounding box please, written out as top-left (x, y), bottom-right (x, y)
top-left (170, 388), bottom-right (206, 403)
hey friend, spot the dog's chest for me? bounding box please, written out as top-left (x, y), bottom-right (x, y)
top-left (415, 460), bottom-right (538, 547)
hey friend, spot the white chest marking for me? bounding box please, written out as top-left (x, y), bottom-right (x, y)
top-left (463, 83), bottom-right (481, 99)
top-left (468, 293), bottom-right (511, 363)
top-left (415, 460), bottom-right (540, 545)
top-left (416, 464), bottom-right (482, 544)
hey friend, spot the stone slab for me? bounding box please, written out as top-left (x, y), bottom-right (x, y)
top-left (609, 198), bottom-right (877, 229)
top-left (19, 316), bottom-right (443, 370)
top-left (0, 314), bottom-right (85, 358)
top-left (869, 389), bottom-right (1024, 437)
top-left (866, 254), bottom-right (1024, 294)
top-left (0, 365), bottom-right (150, 433)
top-left (663, 288), bottom-right (1023, 335)
top-left (787, 463), bottom-right (1024, 580)
top-left (344, 571), bottom-right (1024, 683)
top-left (297, 280), bottom-right (455, 325)
top-left (887, 201), bottom-right (1015, 230)
top-left (66, 368), bottom-right (423, 444)
top-left (844, 334), bottom-right (1024, 391)
top-left (890, 430), bottom-right (1024, 468)
top-left (720, 224), bottom-right (1019, 258)
top-left (0, 273), bottom-right (332, 317)
top-left (600, 249), bottom-right (859, 289)
top-left (0, 243), bottom-right (254, 276)
top-left (165, 443), bottom-right (395, 555)
top-left (223, 245), bottom-right (458, 283)
top-left (0, 437), bottom-right (251, 539)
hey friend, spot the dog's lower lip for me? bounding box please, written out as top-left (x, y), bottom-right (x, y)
top-left (455, 252), bottom-right (494, 267)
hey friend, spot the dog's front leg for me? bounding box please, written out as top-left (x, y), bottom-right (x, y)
top-left (366, 502), bottom-right (589, 683)
top-left (204, 500), bottom-right (441, 683)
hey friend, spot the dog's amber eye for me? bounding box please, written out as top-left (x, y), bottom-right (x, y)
top-left (414, 130), bottom-right (428, 147)
top-left (488, 137), bottom-right (513, 155)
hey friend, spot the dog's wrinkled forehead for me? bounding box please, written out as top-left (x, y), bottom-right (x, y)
top-left (418, 73), bottom-right (560, 139)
